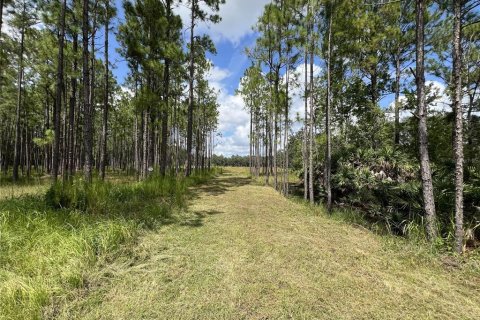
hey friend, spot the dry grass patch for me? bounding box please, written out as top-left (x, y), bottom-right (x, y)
top-left (55, 168), bottom-right (480, 320)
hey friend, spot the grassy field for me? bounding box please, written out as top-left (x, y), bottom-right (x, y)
top-left (50, 167), bottom-right (479, 320)
top-left (0, 171), bottom-right (216, 320)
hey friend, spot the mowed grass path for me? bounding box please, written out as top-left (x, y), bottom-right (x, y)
top-left (58, 168), bottom-right (480, 319)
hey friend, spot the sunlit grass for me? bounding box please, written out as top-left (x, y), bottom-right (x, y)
top-left (55, 167), bottom-right (480, 320)
top-left (0, 181), bottom-right (49, 200)
top-left (0, 170), bottom-right (217, 320)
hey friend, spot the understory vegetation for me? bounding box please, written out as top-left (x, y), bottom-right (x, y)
top-left (285, 126), bottom-right (480, 249)
top-left (0, 170), bottom-right (216, 320)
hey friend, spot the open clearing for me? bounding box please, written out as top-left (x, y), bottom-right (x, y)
top-left (56, 168), bottom-right (479, 320)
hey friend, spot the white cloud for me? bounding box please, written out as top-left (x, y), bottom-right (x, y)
top-left (215, 123), bottom-right (250, 156)
top-left (175, 0), bottom-right (270, 45)
top-left (206, 64), bottom-right (231, 83)
top-left (204, 64), bottom-right (250, 156)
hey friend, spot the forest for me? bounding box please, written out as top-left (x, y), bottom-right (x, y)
top-left (0, 0), bottom-right (480, 319)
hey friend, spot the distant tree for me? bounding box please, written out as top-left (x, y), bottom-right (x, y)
top-left (11, 0), bottom-right (37, 181)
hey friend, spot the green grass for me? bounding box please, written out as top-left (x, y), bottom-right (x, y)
top-left (51, 167), bottom-right (480, 320)
top-left (0, 170), bottom-right (217, 320)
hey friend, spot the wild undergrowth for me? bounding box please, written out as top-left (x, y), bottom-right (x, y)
top-left (0, 169), bottom-right (216, 320)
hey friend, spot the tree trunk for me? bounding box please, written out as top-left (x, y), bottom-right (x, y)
top-left (100, 5), bottom-right (109, 180)
top-left (0, 0), bottom-right (4, 38)
top-left (53, 0), bottom-right (67, 182)
top-left (13, 10), bottom-right (25, 182)
top-left (142, 110), bottom-right (148, 179)
top-left (325, 8), bottom-right (333, 212)
top-left (91, 5), bottom-right (97, 170)
top-left (160, 0), bottom-right (172, 177)
top-left (284, 62), bottom-right (290, 196)
top-left (186, 0), bottom-right (196, 177)
top-left (303, 47), bottom-right (308, 200)
top-left (394, 50), bottom-right (401, 145)
top-left (82, 0), bottom-right (93, 183)
top-left (68, 33), bottom-right (78, 179)
top-left (452, 0), bottom-right (464, 253)
top-left (250, 106), bottom-right (253, 175)
top-left (416, 0), bottom-right (437, 240)
top-left (308, 45), bottom-right (314, 204)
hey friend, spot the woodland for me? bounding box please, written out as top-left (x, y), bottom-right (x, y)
top-left (0, 0), bottom-right (479, 319)
top-left (238, 0), bottom-right (480, 253)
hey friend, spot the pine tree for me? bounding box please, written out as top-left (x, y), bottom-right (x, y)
top-left (452, 0), bottom-right (464, 253)
top-left (185, 0), bottom-right (224, 176)
top-left (11, 0), bottom-right (37, 181)
top-left (52, 0), bottom-right (67, 182)
top-left (82, 0), bottom-right (93, 182)
top-left (416, 0), bottom-right (437, 240)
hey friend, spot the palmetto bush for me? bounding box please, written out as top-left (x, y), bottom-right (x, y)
top-left (332, 146), bottom-right (424, 236)
top-left (329, 145), bottom-right (480, 243)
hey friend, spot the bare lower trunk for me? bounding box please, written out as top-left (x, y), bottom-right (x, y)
top-left (100, 8), bottom-right (109, 180)
top-left (416, 0), bottom-right (437, 240)
top-left (452, 0), bottom-right (464, 253)
top-left (0, 0), bottom-right (5, 95)
top-left (142, 110), bottom-right (148, 179)
top-left (13, 16), bottom-right (25, 182)
top-left (160, 0), bottom-right (172, 177)
top-left (82, 0), bottom-right (93, 183)
top-left (284, 63), bottom-right (289, 196)
top-left (249, 106), bottom-right (253, 175)
top-left (394, 51), bottom-right (401, 145)
top-left (325, 10), bottom-right (333, 212)
top-left (303, 48), bottom-right (308, 200)
top-left (67, 33), bottom-right (78, 179)
top-left (0, 0), bottom-right (4, 38)
top-left (53, 0), bottom-right (67, 182)
top-left (308, 47), bottom-right (314, 204)
top-left (186, 0), bottom-right (196, 177)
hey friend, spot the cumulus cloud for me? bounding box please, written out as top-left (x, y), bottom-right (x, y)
top-left (175, 0), bottom-right (270, 45)
top-left (215, 123), bottom-right (250, 156)
top-left (204, 64), bottom-right (250, 156)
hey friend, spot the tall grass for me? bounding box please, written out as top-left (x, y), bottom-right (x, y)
top-left (0, 170), bottom-right (216, 320)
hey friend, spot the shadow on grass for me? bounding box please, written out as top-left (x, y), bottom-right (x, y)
top-left (0, 169), bottom-right (254, 319)
top-left (180, 209), bottom-right (223, 227)
top-left (189, 175), bottom-right (251, 199)
top-left (0, 171), bottom-right (252, 235)
top-left (178, 173), bottom-right (252, 227)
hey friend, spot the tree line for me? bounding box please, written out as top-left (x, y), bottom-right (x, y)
top-left (0, 0), bottom-right (224, 184)
top-left (238, 0), bottom-right (479, 252)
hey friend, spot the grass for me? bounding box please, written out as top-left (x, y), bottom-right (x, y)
top-left (0, 180), bottom-right (49, 200)
top-left (52, 167), bottom-right (480, 320)
top-left (0, 170), bottom-right (217, 320)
